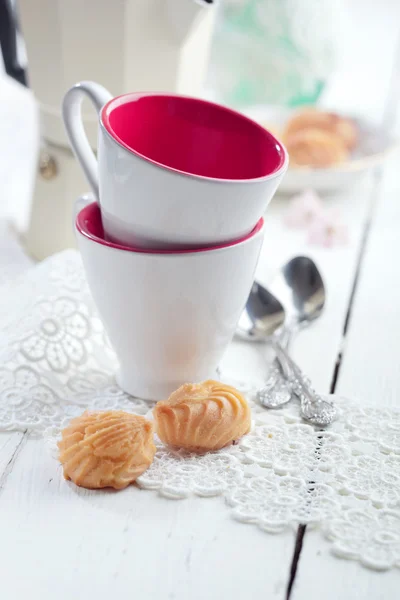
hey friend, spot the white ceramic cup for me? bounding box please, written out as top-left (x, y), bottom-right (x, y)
top-left (75, 200), bottom-right (265, 400)
top-left (64, 81), bottom-right (287, 249)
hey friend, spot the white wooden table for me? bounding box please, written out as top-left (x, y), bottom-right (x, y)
top-left (1, 3), bottom-right (400, 598)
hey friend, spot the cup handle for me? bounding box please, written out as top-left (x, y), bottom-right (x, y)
top-left (62, 81), bottom-right (113, 200)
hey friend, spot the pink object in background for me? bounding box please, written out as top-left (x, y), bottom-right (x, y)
top-left (284, 189), bottom-right (349, 247)
top-left (307, 208), bottom-right (349, 247)
top-left (284, 189), bottom-right (324, 228)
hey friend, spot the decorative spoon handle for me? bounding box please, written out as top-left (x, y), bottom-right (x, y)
top-left (257, 326), bottom-right (294, 409)
top-left (271, 340), bottom-right (336, 427)
top-left (257, 361), bottom-right (292, 409)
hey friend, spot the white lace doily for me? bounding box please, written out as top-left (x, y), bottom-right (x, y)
top-left (0, 246), bottom-right (399, 572)
top-left (0, 249), bottom-right (151, 432)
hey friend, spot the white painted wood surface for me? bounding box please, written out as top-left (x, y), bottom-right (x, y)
top-left (0, 435), bottom-right (296, 600)
top-left (1, 1), bottom-right (400, 597)
top-left (291, 154), bottom-right (400, 600)
top-left (290, 154), bottom-right (400, 600)
top-left (290, 5), bottom-right (400, 597)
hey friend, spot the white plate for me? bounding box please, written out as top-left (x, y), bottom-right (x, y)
top-left (243, 105), bottom-right (398, 194)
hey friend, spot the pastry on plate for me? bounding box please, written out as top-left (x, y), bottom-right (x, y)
top-left (153, 380), bottom-right (251, 452)
top-left (285, 128), bottom-right (349, 168)
top-left (58, 410), bottom-right (156, 490)
top-left (283, 108), bottom-right (358, 150)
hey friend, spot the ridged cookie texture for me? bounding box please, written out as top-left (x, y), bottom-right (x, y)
top-left (284, 108), bottom-right (358, 150)
top-left (154, 380), bottom-right (251, 451)
top-left (285, 128), bottom-right (348, 168)
top-left (58, 410), bottom-right (156, 489)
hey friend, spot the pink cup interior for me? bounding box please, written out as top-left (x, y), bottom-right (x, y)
top-left (101, 93), bottom-right (286, 181)
top-left (76, 203), bottom-right (264, 254)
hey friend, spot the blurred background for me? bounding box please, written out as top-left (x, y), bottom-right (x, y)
top-left (0, 0), bottom-right (399, 258)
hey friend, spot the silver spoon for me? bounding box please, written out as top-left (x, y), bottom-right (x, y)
top-left (236, 283), bottom-right (292, 408)
top-left (237, 283), bottom-right (336, 426)
top-left (258, 256), bottom-right (326, 406)
top-left (267, 256), bottom-right (326, 348)
top-left (237, 255), bottom-right (325, 406)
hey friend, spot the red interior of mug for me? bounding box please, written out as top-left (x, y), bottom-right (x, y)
top-left (76, 203), bottom-right (264, 254)
top-left (101, 93), bottom-right (287, 181)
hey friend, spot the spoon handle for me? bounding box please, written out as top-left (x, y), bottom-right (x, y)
top-left (257, 360), bottom-right (293, 409)
top-left (270, 340), bottom-right (336, 426)
top-left (277, 324), bottom-right (296, 350)
top-left (257, 326), bottom-right (296, 408)
top-left (270, 339), bottom-right (301, 386)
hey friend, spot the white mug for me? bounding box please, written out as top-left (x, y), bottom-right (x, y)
top-left (64, 81), bottom-right (287, 249)
top-left (75, 200), bottom-right (265, 400)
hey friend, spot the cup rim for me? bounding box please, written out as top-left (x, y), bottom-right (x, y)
top-left (100, 92), bottom-right (289, 183)
top-left (76, 202), bottom-right (264, 255)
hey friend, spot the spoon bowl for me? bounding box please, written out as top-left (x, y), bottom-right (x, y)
top-left (270, 256), bottom-right (325, 328)
top-left (236, 282), bottom-right (285, 341)
top-left (237, 256), bottom-right (325, 343)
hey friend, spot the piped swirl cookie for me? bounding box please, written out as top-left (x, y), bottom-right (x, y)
top-left (58, 410), bottom-right (156, 489)
top-left (285, 128), bottom-right (349, 168)
top-left (153, 380), bottom-right (251, 452)
top-left (283, 108), bottom-right (358, 150)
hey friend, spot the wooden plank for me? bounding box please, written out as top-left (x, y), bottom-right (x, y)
top-left (251, 173), bottom-right (374, 394)
top-left (0, 437), bottom-right (295, 600)
top-left (0, 432), bottom-right (26, 483)
top-left (292, 530), bottom-right (399, 600)
top-left (290, 150), bottom-right (400, 600)
top-left (290, 2), bottom-right (400, 596)
top-left (292, 37), bottom-right (400, 597)
top-left (335, 153), bottom-right (400, 406)
top-left (332, 24), bottom-right (400, 408)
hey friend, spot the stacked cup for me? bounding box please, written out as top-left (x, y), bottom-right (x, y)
top-left (63, 81), bottom-right (288, 400)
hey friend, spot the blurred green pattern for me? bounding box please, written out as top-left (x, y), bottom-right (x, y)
top-left (207, 0), bottom-right (336, 108)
